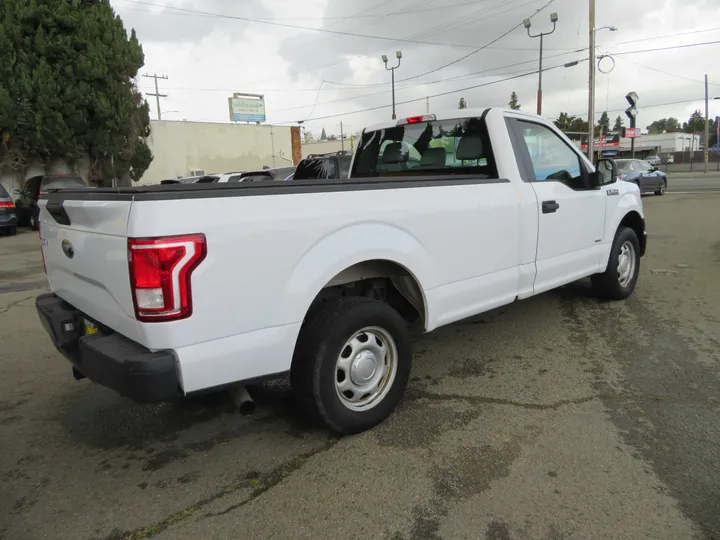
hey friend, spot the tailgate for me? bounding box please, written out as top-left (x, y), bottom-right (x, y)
top-left (39, 197), bottom-right (142, 342)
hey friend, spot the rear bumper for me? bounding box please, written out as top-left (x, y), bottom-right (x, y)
top-left (36, 293), bottom-right (181, 403)
top-left (0, 212), bottom-right (17, 228)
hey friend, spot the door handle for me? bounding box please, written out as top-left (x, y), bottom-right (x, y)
top-left (542, 200), bottom-right (560, 214)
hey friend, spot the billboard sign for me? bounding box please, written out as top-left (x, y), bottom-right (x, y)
top-left (228, 93), bottom-right (266, 123)
top-left (624, 127), bottom-right (640, 138)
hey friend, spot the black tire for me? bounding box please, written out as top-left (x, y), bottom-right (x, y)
top-left (654, 179), bottom-right (667, 196)
top-left (591, 226), bottom-right (641, 300)
top-left (7, 226), bottom-right (17, 236)
top-left (291, 297), bottom-right (412, 434)
top-left (29, 210), bottom-right (38, 231)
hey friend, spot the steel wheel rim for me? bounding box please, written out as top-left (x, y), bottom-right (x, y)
top-left (335, 326), bottom-right (398, 412)
top-left (661, 182), bottom-right (666, 194)
top-left (617, 240), bottom-right (636, 288)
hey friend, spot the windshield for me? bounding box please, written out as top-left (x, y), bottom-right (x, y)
top-left (352, 116), bottom-right (497, 178)
top-left (41, 176), bottom-right (86, 191)
top-left (615, 160), bottom-right (632, 170)
top-left (0, 184), bottom-right (10, 198)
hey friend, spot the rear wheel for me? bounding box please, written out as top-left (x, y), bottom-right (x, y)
top-left (654, 179), bottom-right (667, 196)
top-left (291, 297), bottom-right (412, 434)
top-left (591, 226), bottom-right (641, 300)
top-left (29, 210), bottom-right (38, 231)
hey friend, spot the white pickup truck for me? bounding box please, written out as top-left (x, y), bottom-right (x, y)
top-left (36, 108), bottom-right (646, 434)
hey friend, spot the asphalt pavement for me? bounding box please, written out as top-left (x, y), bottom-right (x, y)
top-left (1, 194), bottom-right (720, 540)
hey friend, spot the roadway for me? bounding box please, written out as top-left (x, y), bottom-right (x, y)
top-left (2, 194), bottom-right (720, 540)
top-left (667, 172), bottom-right (720, 193)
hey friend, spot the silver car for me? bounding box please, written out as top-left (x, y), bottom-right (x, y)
top-left (645, 155), bottom-right (661, 166)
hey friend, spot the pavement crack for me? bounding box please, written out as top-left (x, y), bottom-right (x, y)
top-left (408, 391), bottom-right (597, 410)
top-left (101, 436), bottom-right (341, 540)
top-left (0, 294), bottom-right (36, 315)
top-left (409, 391), bottom-right (720, 410)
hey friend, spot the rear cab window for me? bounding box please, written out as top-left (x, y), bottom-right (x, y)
top-left (351, 115), bottom-right (498, 179)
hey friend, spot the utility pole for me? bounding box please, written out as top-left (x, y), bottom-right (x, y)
top-left (143, 73), bottom-right (168, 120)
top-left (587, 0), bottom-right (596, 162)
top-left (704, 74), bottom-right (709, 173)
top-left (340, 121), bottom-right (345, 152)
top-left (426, 96), bottom-right (430, 114)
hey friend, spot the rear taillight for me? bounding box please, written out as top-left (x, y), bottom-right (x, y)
top-left (128, 234), bottom-right (207, 323)
top-left (0, 200), bottom-right (14, 208)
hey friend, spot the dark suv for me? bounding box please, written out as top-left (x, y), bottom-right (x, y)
top-left (0, 183), bottom-right (18, 235)
top-left (15, 174), bottom-right (87, 230)
top-left (293, 151), bottom-right (352, 180)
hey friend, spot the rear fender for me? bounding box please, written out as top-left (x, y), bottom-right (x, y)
top-left (285, 222), bottom-right (433, 325)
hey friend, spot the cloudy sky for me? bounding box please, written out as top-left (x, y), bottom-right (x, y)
top-left (112, 0), bottom-right (720, 137)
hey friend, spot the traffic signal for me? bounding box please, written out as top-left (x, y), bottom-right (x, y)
top-left (625, 92), bottom-right (639, 128)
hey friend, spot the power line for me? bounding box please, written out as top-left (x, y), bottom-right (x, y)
top-left (121, 0), bottom-right (505, 49)
top-left (283, 60), bottom-right (577, 123)
top-left (608, 40), bottom-right (720, 56)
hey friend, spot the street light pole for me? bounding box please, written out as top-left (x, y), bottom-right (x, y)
top-left (382, 51), bottom-right (402, 120)
top-left (705, 74), bottom-right (709, 173)
top-left (524, 13), bottom-right (558, 116)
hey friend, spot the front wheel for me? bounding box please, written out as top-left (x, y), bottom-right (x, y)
top-left (591, 226), bottom-right (641, 300)
top-left (291, 297), bottom-right (412, 434)
top-left (654, 180), bottom-right (667, 196)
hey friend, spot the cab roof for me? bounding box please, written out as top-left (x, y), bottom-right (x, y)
top-left (361, 107), bottom-right (545, 134)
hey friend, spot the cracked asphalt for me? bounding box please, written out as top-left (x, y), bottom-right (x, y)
top-left (1, 194), bottom-right (720, 540)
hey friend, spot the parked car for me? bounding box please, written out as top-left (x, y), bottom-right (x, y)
top-left (35, 108), bottom-right (646, 434)
top-left (160, 176), bottom-right (203, 185)
top-left (615, 159), bottom-right (667, 196)
top-left (230, 166), bottom-right (296, 183)
top-left (196, 172), bottom-right (245, 183)
top-left (15, 174), bottom-right (87, 230)
top-left (645, 155), bottom-right (661, 166)
top-left (0, 183), bottom-right (18, 235)
top-left (293, 151), bottom-right (352, 180)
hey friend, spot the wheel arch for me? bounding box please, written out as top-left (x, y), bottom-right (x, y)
top-left (619, 210), bottom-right (646, 257)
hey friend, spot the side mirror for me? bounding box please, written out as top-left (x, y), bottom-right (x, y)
top-left (13, 189), bottom-right (21, 195)
top-left (594, 158), bottom-right (617, 186)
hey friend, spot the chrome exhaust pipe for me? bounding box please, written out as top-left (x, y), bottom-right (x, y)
top-left (228, 385), bottom-right (255, 416)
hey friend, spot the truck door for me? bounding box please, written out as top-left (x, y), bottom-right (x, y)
top-left (506, 118), bottom-right (605, 294)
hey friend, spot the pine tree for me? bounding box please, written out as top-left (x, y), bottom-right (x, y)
top-left (458, 97), bottom-right (467, 109)
top-left (509, 92), bottom-right (521, 110)
top-left (613, 115), bottom-right (624, 132)
top-left (597, 111), bottom-right (610, 135)
top-left (0, 0), bottom-right (152, 184)
top-left (320, 128), bottom-right (328, 141)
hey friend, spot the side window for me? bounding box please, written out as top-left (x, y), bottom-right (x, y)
top-left (227, 175), bottom-right (243, 183)
top-left (511, 120), bottom-right (587, 190)
top-left (636, 161), bottom-right (651, 172)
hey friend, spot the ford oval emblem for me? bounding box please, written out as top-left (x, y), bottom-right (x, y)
top-left (61, 239), bottom-right (74, 259)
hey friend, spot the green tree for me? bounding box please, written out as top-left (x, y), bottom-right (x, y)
top-left (646, 117), bottom-right (681, 133)
top-left (684, 110), bottom-right (705, 134)
top-left (458, 97), bottom-right (467, 109)
top-left (597, 111), bottom-right (610, 135)
top-left (613, 115), bottom-right (624, 132)
top-left (554, 112), bottom-right (588, 133)
top-left (320, 128), bottom-right (327, 141)
top-left (0, 0), bottom-right (153, 184)
top-left (508, 92), bottom-right (521, 110)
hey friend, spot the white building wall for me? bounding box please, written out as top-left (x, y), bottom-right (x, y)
top-left (301, 140), bottom-right (346, 158)
top-left (140, 120), bottom-right (294, 184)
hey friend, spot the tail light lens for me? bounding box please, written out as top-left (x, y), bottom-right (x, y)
top-left (0, 200), bottom-right (14, 208)
top-left (128, 234), bottom-right (207, 323)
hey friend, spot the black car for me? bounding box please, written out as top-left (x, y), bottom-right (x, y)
top-left (231, 166), bottom-right (296, 183)
top-left (615, 159), bottom-right (667, 196)
top-left (0, 183), bottom-right (18, 235)
top-left (14, 174), bottom-right (87, 230)
top-left (293, 152), bottom-right (351, 180)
